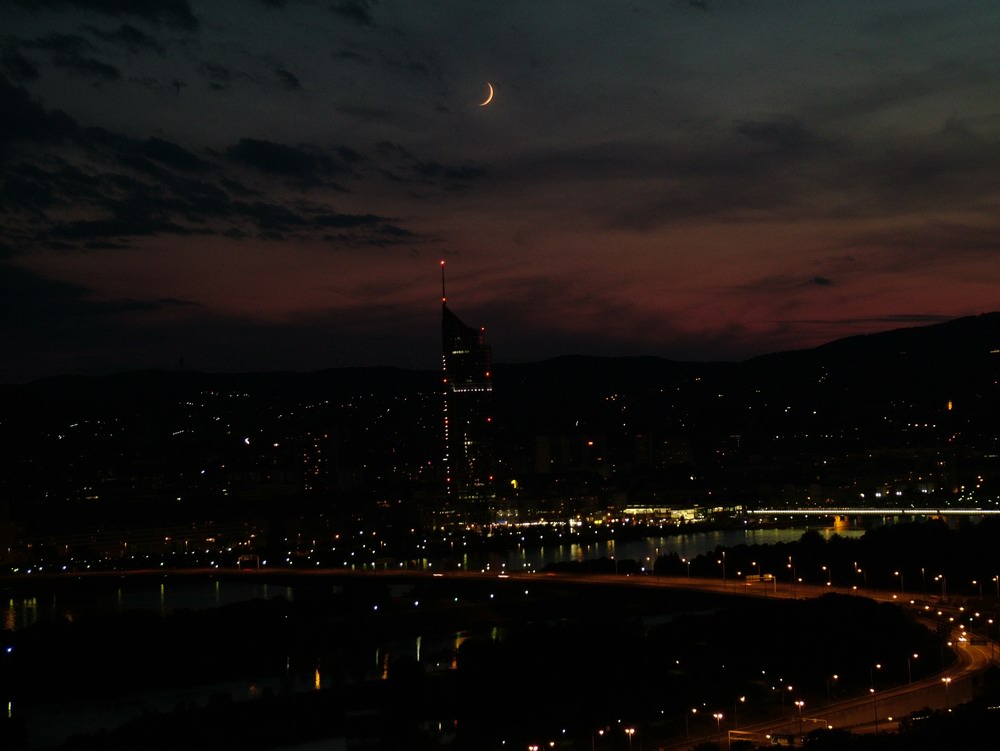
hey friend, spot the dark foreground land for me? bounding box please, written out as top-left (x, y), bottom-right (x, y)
top-left (0, 569), bottom-right (969, 751)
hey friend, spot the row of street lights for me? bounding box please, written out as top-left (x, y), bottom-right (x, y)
top-left (702, 551), bottom-right (1000, 601)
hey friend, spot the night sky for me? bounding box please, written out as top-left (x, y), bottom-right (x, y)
top-left (3, 1), bottom-right (999, 383)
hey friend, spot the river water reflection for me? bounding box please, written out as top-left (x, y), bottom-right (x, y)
top-left (503, 524), bottom-right (866, 572)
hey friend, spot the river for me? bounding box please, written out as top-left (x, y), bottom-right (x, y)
top-left (501, 524), bottom-right (865, 572)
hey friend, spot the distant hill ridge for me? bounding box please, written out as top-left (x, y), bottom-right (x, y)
top-left (3, 313), bottom-right (998, 433)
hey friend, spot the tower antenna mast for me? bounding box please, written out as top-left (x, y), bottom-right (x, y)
top-left (440, 259), bottom-right (447, 303)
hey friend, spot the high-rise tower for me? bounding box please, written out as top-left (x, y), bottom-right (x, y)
top-left (440, 261), bottom-right (494, 520)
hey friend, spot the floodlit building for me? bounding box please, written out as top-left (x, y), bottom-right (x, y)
top-left (440, 262), bottom-right (494, 520)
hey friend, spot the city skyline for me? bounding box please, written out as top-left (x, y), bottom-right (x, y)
top-left (4, 1), bottom-right (1000, 382)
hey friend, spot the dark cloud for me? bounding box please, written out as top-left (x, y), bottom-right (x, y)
top-left (413, 161), bottom-right (486, 182)
top-left (375, 141), bottom-right (412, 159)
top-left (489, 111), bottom-right (1000, 234)
top-left (735, 117), bottom-right (816, 153)
top-left (375, 141), bottom-right (485, 189)
top-left (0, 86), bottom-right (418, 251)
top-left (3, 160), bottom-right (101, 213)
top-left (197, 61), bottom-right (250, 89)
top-left (226, 138), bottom-right (351, 184)
top-left (823, 132), bottom-right (1000, 219)
top-left (61, 55), bottom-right (120, 80)
top-left (85, 298), bottom-right (163, 314)
top-left (275, 68), bottom-right (300, 90)
top-left (733, 273), bottom-right (827, 298)
top-left (376, 48), bottom-right (440, 80)
top-left (51, 210), bottom-right (199, 241)
top-left (336, 104), bottom-right (394, 121)
top-left (330, 1), bottom-right (375, 27)
top-left (20, 33), bottom-right (92, 56)
top-left (0, 261), bottom-right (89, 311)
top-left (14, 0), bottom-right (199, 31)
top-left (313, 212), bottom-right (385, 229)
top-left (805, 59), bottom-right (998, 130)
top-left (132, 76), bottom-right (186, 94)
top-left (219, 177), bottom-right (260, 197)
top-left (2, 163), bottom-right (59, 211)
top-left (793, 314), bottom-right (953, 327)
top-left (1, 49), bottom-right (40, 83)
top-left (139, 137), bottom-right (207, 171)
top-left (842, 221), bottom-right (1000, 277)
top-left (20, 33), bottom-right (121, 81)
top-left (0, 76), bottom-right (78, 150)
top-left (332, 50), bottom-right (369, 63)
top-left (336, 145), bottom-right (363, 163)
top-left (85, 24), bottom-right (166, 54)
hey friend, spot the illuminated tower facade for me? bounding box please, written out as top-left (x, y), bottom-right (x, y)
top-left (440, 262), bottom-right (494, 518)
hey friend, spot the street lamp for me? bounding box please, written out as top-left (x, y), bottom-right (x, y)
top-left (794, 701), bottom-right (805, 735)
top-left (942, 677), bottom-right (952, 709)
top-left (827, 674), bottom-right (839, 704)
top-left (821, 565), bottom-right (831, 586)
top-left (907, 653), bottom-right (918, 684)
top-left (624, 727), bottom-right (635, 751)
top-left (870, 663), bottom-right (882, 733)
top-left (734, 696), bottom-right (745, 728)
top-left (685, 708), bottom-right (697, 739)
top-left (776, 683), bottom-right (793, 710)
top-left (935, 574), bottom-right (947, 599)
top-left (592, 728), bottom-right (604, 751)
top-left (972, 579), bottom-right (983, 598)
top-left (712, 713), bottom-right (723, 733)
top-left (894, 570), bottom-right (904, 595)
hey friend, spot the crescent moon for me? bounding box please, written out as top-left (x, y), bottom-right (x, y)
top-left (479, 82), bottom-right (494, 107)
